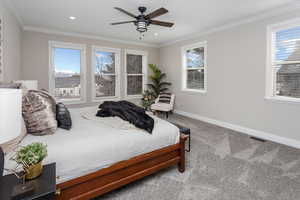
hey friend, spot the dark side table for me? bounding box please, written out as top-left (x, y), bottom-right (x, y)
top-left (0, 163), bottom-right (56, 200)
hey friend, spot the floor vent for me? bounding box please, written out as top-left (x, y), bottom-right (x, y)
top-left (250, 137), bottom-right (266, 142)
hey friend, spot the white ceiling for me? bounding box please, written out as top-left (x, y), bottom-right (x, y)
top-left (8, 0), bottom-right (298, 46)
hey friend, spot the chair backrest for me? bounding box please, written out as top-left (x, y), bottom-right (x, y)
top-left (155, 93), bottom-right (175, 107)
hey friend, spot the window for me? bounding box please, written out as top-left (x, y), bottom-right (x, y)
top-left (91, 46), bottom-right (120, 100)
top-left (49, 41), bottom-right (86, 103)
top-left (181, 41), bottom-right (207, 92)
top-left (267, 20), bottom-right (300, 102)
top-left (125, 50), bottom-right (147, 97)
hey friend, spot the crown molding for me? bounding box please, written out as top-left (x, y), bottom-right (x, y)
top-left (3, 0), bottom-right (24, 26)
top-left (23, 26), bottom-right (159, 48)
top-left (158, 2), bottom-right (300, 47)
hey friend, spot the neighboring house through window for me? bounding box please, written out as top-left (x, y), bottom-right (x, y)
top-left (267, 19), bottom-right (300, 102)
top-left (125, 50), bottom-right (148, 98)
top-left (181, 41), bottom-right (207, 92)
top-left (91, 46), bottom-right (120, 101)
top-left (49, 41), bottom-right (86, 103)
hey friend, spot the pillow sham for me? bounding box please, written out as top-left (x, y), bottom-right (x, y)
top-left (56, 103), bottom-right (72, 130)
top-left (22, 90), bottom-right (57, 135)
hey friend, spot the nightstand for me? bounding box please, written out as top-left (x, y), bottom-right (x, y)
top-left (0, 163), bottom-right (56, 200)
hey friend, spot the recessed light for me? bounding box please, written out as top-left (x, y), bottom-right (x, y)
top-left (154, 33), bottom-right (158, 36)
top-left (69, 16), bottom-right (76, 20)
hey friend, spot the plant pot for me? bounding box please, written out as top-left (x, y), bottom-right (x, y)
top-left (25, 162), bottom-right (43, 180)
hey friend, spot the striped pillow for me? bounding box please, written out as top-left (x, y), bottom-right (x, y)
top-left (158, 93), bottom-right (172, 103)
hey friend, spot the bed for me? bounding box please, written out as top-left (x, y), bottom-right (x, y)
top-left (4, 107), bottom-right (187, 200)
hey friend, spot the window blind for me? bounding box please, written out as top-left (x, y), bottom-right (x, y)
top-left (275, 26), bottom-right (300, 63)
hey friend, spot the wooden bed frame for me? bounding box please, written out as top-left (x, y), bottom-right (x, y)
top-left (55, 134), bottom-right (187, 200)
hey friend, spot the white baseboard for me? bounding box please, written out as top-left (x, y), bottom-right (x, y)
top-left (174, 109), bottom-right (300, 149)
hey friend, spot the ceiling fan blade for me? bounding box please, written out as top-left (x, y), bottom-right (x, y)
top-left (114, 7), bottom-right (137, 18)
top-left (150, 20), bottom-right (174, 27)
top-left (111, 21), bottom-right (136, 25)
top-left (145, 8), bottom-right (168, 19)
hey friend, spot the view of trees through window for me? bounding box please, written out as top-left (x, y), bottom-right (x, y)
top-left (94, 51), bottom-right (116, 97)
top-left (54, 47), bottom-right (81, 100)
top-left (126, 54), bottom-right (143, 95)
top-left (186, 47), bottom-right (205, 89)
top-left (274, 26), bottom-right (300, 98)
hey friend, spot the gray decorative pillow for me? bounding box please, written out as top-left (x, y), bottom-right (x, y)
top-left (22, 90), bottom-right (57, 135)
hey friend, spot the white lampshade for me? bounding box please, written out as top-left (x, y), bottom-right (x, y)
top-left (0, 89), bottom-right (22, 144)
top-left (14, 80), bottom-right (38, 90)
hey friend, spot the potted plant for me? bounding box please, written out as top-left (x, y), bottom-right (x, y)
top-left (147, 64), bottom-right (171, 98)
top-left (14, 142), bottom-right (47, 180)
top-left (141, 90), bottom-right (156, 110)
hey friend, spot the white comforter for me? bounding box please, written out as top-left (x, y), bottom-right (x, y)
top-left (4, 107), bottom-right (180, 183)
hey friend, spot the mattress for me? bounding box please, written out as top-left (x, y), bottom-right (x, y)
top-left (4, 107), bottom-right (180, 184)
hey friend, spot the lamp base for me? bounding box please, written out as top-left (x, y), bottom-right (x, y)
top-left (11, 182), bottom-right (35, 200)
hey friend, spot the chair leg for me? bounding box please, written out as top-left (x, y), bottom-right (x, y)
top-left (166, 112), bottom-right (169, 119)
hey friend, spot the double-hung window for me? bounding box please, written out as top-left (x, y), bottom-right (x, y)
top-left (92, 46), bottom-right (120, 100)
top-left (267, 20), bottom-right (300, 102)
top-left (181, 41), bottom-right (207, 92)
top-left (49, 41), bottom-right (86, 103)
top-left (125, 50), bottom-right (148, 97)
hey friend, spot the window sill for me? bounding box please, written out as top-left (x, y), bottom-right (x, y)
top-left (125, 95), bottom-right (143, 100)
top-left (92, 96), bottom-right (120, 103)
top-left (57, 99), bottom-right (87, 105)
top-left (181, 88), bottom-right (207, 94)
top-left (264, 96), bottom-right (300, 104)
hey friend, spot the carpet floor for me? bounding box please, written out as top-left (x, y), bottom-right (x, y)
top-left (96, 114), bottom-right (300, 200)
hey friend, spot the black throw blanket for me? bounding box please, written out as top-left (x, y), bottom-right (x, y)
top-left (96, 101), bottom-right (154, 133)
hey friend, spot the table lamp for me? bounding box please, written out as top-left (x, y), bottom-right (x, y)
top-left (0, 89), bottom-right (22, 177)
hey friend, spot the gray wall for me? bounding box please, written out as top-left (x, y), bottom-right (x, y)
top-left (159, 11), bottom-right (300, 142)
top-left (0, 0), bottom-right (22, 82)
top-left (21, 31), bottom-right (160, 106)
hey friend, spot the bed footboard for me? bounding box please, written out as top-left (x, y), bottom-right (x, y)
top-left (56, 135), bottom-right (187, 200)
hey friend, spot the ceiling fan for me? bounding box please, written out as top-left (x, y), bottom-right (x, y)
top-left (111, 7), bottom-right (174, 34)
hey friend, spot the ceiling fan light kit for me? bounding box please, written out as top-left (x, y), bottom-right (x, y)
top-left (136, 21), bottom-right (147, 33)
top-left (111, 6), bottom-right (174, 36)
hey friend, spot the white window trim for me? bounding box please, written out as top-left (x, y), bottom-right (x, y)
top-left (49, 41), bottom-right (87, 104)
top-left (124, 49), bottom-right (148, 99)
top-left (91, 46), bottom-right (121, 102)
top-left (265, 18), bottom-right (300, 104)
top-left (181, 41), bottom-right (207, 93)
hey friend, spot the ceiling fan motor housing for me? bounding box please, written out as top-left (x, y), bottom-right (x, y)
top-left (138, 7), bottom-right (147, 14)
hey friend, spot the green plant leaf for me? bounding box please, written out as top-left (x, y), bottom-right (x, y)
top-left (15, 142), bottom-right (47, 166)
top-left (147, 64), bottom-right (171, 97)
